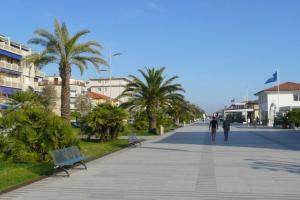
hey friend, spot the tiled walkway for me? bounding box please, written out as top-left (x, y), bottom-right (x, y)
top-left (1, 123), bottom-right (300, 200)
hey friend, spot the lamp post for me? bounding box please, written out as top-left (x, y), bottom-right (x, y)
top-left (107, 50), bottom-right (121, 102)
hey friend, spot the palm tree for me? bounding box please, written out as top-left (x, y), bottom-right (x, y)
top-left (120, 67), bottom-right (184, 134)
top-left (167, 99), bottom-right (190, 125)
top-left (25, 19), bottom-right (107, 122)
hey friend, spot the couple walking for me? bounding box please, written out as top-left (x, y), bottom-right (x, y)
top-left (209, 117), bottom-right (230, 142)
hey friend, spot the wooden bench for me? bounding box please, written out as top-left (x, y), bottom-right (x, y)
top-left (51, 146), bottom-right (87, 177)
top-left (128, 134), bottom-right (143, 147)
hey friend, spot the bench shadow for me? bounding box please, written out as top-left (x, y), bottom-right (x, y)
top-left (245, 158), bottom-right (300, 174)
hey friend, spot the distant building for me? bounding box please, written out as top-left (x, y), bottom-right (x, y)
top-left (86, 77), bottom-right (130, 103)
top-left (223, 101), bottom-right (260, 123)
top-left (0, 34), bottom-right (45, 95)
top-left (255, 82), bottom-right (300, 126)
top-left (39, 75), bottom-right (86, 115)
top-left (87, 91), bottom-right (120, 106)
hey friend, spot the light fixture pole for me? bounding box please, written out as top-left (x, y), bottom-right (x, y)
top-left (108, 50), bottom-right (121, 103)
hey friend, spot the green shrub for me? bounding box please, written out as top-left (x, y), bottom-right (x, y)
top-left (86, 104), bottom-right (128, 141)
top-left (132, 111), bottom-right (148, 130)
top-left (287, 109), bottom-right (300, 126)
top-left (0, 104), bottom-right (78, 163)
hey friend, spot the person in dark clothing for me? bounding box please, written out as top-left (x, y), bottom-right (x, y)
top-left (222, 119), bottom-right (230, 141)
top-left (209, 117), bottom-right (218, 142)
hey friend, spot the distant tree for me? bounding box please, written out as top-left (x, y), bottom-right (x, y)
top-left (75, 94), bottom-right (91, 117)
top-left (38, 85), bottom-right (57, 112)
top-left (120, 67), bottom-right (184, 134)
top-left (26, 19), bottom-right (107, 122)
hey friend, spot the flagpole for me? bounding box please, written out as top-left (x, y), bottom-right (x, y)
top-left (277, 70), bottom-right (280, 113)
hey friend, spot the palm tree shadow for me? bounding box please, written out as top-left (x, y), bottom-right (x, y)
top-left (155, 131), bottom-right (300, 151)
top-left (245, 158), bottom-right (300, 174)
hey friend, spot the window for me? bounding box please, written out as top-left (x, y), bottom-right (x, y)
top-left (98, 88), bottom-right (101, 91)
top-left (294, 94), bottom-right (300, 101)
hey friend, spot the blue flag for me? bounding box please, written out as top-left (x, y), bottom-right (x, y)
top-left (265, 72), bottom-right (277, 84)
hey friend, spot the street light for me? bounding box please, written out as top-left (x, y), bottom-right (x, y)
top-left (108, 50), bottom-right (121, 102)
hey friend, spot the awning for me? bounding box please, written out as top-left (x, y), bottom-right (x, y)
top-left (0, 103), bottom-right (18, 109)
top-left (0, 49), bottom-right (22, 60)
top-left (0, 86), bottom-right (21, 95)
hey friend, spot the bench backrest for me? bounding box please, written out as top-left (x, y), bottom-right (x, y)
top-left (51, 146), bottom-right (82, 165)
top-left (128, 134), bottom-right (138, 143)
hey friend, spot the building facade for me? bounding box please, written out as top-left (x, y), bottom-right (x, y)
top-left (39, 75), bottom-right (86, 115)
top-left (86, 77), bottom-right (130, 103)
top-left (223, 101), bottom-right (260, 123)
top-left (255, 82), bottom-right (300, 126)
top-left (0, 34), bottom-right (45, 95)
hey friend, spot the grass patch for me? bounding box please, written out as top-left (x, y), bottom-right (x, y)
top-left (120, 124), bottom-right (179, 136)
top-left (80, 139), bottom-right (129, 160)
top-left (0, 139), bottom-right (128, 193)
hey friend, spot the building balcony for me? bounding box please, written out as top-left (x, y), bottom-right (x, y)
top-left (40, 80), bottom-right (85, 87)
top-left (0, 80), bottom-right (22, 89)
top-left (35, 70), bottom-right (45, 78)
top-left (0, 61), bottom-right (22, 74)
top-left (0, 42), bottom-right (24, 56)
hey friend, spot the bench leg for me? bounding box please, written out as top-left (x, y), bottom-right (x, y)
top-left (79, 161), bottom-right (87, 170)
top-left (54, 166), bottom-right (70, 177)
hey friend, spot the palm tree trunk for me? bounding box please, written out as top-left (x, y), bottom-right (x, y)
top-left (60, 64), bottom-right (71, 123)
top-left (147, 109), bottom-right (157, 134)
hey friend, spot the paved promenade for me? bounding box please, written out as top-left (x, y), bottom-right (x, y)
top-left (1, 123), bottom-right (300, 200)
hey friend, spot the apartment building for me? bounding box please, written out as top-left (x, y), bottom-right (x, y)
top-left (0, 34), bottom-right (45, 95)
top-left (39, 75), bottom-right (86, 115)
top-left (86, 77), bottom-right (130, 103)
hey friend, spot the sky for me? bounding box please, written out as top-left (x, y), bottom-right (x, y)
top-left (1, 0), bottom-right (300, 112)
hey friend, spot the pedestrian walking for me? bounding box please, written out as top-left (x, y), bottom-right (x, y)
top-left (209, 116), bottom-right (218, 142)
top-left (222, 118), bottom-right (230, 141)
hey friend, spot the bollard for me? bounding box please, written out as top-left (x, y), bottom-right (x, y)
top-left (160, 125), bottom-right (164, 135)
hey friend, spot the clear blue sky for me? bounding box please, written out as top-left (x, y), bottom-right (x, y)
top-left (2, 0), bottom-right (300, 112)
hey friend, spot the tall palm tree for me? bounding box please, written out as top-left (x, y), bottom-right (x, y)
top-left (120, 67), bottom-right (184, 134)
top-left (25, 19), bottom-right (107, 122)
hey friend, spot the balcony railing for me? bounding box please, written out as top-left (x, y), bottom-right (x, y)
top-left (0, 61), bottom-right (22, 73)
top-left (35, 70), bottom-right (45, 77)
top-left (0, 80), bottom-right (22, 89)
top-left (0, 42), bottom-right (23, 55)
top-left (40, 80), bottom-right (85, 87)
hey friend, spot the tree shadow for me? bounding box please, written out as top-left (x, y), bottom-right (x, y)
top-left (155, 130), bottom-right (300, 151)
top-left (140, 146), bottom-right (190, 152)
top-left (245, 158), bottom-right (300, 174)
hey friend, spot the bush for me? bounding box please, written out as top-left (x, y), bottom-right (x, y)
top-left (132, 111), bottom-right (148, 130)
top-left (86, 104), bottom-right (128, 142)
top-left (287, 109), bottom-right (300, 126)
top-left (0, 104), bottom-right (78, 163)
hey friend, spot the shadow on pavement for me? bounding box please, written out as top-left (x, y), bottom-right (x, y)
top-left (245, 158), bottom-right (300, 174)
top-left (140, 146), bottom-right (190, 152)
top-left (155, 131), bottom-right (300, 151)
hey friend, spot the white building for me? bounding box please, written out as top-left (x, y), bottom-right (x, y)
top-left (86, 77), bottom-right (130, 103)
top-left (255, 82), bottom-right (300, 126)
top-left (0, 34), bottom-right (45, 94)
top-left (223, 101), bottom-right (260, 123)
top-left (40, 75), bottom-right (86, 115)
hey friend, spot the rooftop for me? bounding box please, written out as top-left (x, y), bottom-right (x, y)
top-left (0, 33), bottom-right (30, 52)
top-left (255, 82), bottom-right (300, 95)
top-left (89, 77), bottom-right (130, 81)
top-left (87, 92), bottom-right (112, 100)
